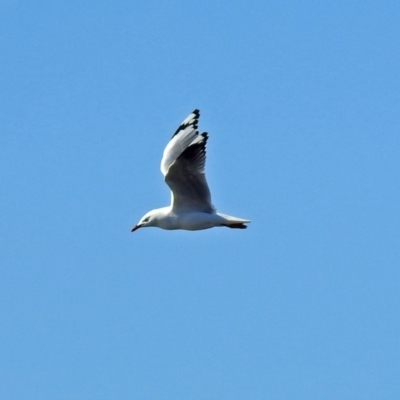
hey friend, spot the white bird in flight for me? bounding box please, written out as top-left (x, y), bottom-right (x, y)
top-left (131, 109), bottom-right (250, 232)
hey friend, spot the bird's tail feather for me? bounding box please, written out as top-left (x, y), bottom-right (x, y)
top-left (217, 213), bottom-right (251, 229)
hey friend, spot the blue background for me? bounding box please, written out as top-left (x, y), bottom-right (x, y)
top-left (1, 2), bottom-right (399, 399)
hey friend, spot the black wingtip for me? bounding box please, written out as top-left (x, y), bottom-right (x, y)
top-left (178, 133), bottom-right (208, 162)
top-left (171, 109), bottom-right (201, 138)
top-left (223, 223), bottom-right (248, 229)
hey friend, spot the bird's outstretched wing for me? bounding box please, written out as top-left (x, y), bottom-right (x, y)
top-left (160, 110), bottom-right (215, 213)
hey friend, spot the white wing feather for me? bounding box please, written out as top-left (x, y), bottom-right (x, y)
top-left (160, 110), bottom-right (215, 213)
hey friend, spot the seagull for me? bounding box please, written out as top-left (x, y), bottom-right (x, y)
top-left (131, 109), bottom-right (250, 232)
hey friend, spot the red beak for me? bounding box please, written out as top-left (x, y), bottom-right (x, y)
top-left (131, 225), bottom-right (140, 232)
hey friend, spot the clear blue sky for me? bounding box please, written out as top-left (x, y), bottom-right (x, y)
top-left (1, 2), bottom-right (399, 399)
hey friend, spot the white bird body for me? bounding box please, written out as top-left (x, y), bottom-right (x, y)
top-left (131, 110), bottom-right (250, 232)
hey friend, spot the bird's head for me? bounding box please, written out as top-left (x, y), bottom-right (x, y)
top-left (131, 210), bottom-right (158, 232)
